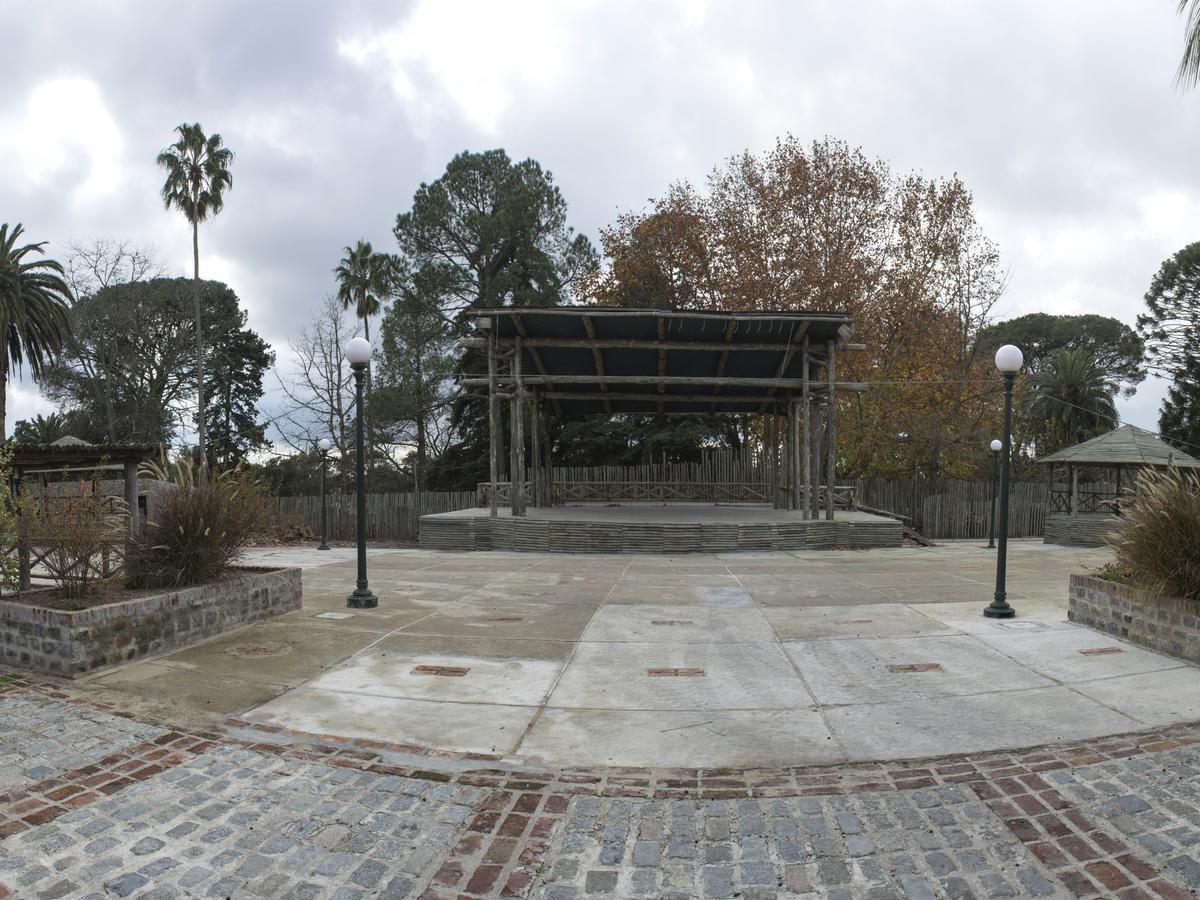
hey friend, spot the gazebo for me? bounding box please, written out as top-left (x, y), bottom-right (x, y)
top-left (1038, 424), bottom-right (1200, 546)
top-left (420, 306), bottom-right (904, 553)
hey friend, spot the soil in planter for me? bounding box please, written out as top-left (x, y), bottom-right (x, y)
top-left (0, 566), bottom-right (277, 611)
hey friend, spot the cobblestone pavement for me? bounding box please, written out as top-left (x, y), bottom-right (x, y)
top-left (1, 680), bottom-right (1199, 898)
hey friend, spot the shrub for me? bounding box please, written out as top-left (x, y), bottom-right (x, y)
top-left (23, 474), bottom-right (127, 605)
top-left (1109, 466), bottom-right (1200, 600)
top-left (125, 458), bottom-right (269, 589)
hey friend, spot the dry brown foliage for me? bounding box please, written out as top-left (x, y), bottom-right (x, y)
top-left (1109, 466), bottom-right (1200, 600)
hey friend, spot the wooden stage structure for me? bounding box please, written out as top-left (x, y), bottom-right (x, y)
top-left (422, 306), bottom-right (902, 553)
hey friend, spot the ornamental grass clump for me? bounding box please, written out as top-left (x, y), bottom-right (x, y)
top-left (1108, 466), bottom-right (1200, 600)
top-left (125, 458), bottom-right (268, 589)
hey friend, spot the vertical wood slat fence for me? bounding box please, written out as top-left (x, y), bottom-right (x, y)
top-left (271, 480), bottom-right (1053, 541)
top-left (272, 491), bottom-right (476, 542)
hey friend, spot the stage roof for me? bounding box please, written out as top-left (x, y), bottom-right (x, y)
top-left (466, 306), bottom-right (856, 416)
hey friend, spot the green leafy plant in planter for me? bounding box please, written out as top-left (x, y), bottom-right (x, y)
top-left (0, 445), bottom-right (23, 594)
top-left (1106, 466), bottom-right (1200, 600)
top-left (125, 458), bottom-right (269, 589)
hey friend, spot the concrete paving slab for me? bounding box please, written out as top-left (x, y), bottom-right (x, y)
top-left (546, 641), bottom-right (813, 710)
top-left (787, 634), bottom-right (1054, 705)
top-left (87, 660), bottom-right (286, 716)
top-left (244, 687), bottom-right (537, 755)
top-left (580, 604), bottom-right (775, 644)
top-left (375, 633), bottom-right (574, 662)
top-left (762, 603), bottom-right (957, 640)
top-left (975, 627), bottom-right (1190, 683)
top-left (825, 685), bottom-right (1141, 761)
top-left (298, 649), bottom-right (563, 706)
top-left (518, 707), bottom-right (843, 768)
top-left (1070, 666), bottom-right (1200, 726)
top-left (908, 598), bottom-right (1073, 633)
top-left (604, 584), bottom-right (756, 607)
top-left (394, 601), bottom-right (596, 642)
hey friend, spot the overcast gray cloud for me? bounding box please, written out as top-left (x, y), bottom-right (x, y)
top-left (3, 0), bottom-right (1196, 433)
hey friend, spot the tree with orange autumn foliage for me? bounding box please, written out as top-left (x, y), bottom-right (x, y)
top-left (586, 136), bottom-right (1007, 478)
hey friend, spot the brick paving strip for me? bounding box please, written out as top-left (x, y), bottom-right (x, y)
top-left (0, 676), bottom-right (1198, 897)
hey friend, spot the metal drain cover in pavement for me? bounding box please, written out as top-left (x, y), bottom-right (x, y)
top-left (651, 620), bottom-right (694, 626)
top-left (226, 641), bottom-right (293, 658)
top-left (1079, 646), bottom-right (1124, 655)
top-left (886, 662), bottom-right (943, 673)
top-left (648, 667), bottom-right (705, 677)
top-left (313, 612), bottom-right (355, 620)
top-left (413, 665), bottom-right (470, 676)
top-left (995, 620), bottom-right (1048, 631)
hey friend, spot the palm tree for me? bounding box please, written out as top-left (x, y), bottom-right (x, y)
top-left (156, 123), bottom-right (234, 469)
top-left (0, 224), bottom-right (72, 439)
top-left (13, 412), bottom-right (70, 444)
top-left (1179, 0), bottom-right (1200, 88)
top-left (1025, 348), bottom-right (1119, 453)
top-left (334, 241), bottom-right (388, 342)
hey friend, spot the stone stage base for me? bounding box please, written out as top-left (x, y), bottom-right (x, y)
top-left (419, 505), bottom-right (903, 553)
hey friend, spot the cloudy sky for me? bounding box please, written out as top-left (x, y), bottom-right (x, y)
top-left (3, 0), bottom-right (1197, 436)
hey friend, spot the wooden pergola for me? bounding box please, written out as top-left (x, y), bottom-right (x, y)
top-left (459, 306), bottom-right (864, 519)
top-left (10, 439), bottom-right (159, 589)
top-left (1038, 424), bottom-right (1200, 516)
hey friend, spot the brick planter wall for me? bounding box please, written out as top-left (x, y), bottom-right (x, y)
top-left (0, 567), bottom-right (302, 678)
top-left (1069, 573), bottom-right (1200, 664)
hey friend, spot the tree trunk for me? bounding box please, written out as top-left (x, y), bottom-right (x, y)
top-left (415, 413), bottom-right (426, 494)
top-left (0, 367), bottom-right (7, 440)
top-left (193, 220), bottom-right (206, 477)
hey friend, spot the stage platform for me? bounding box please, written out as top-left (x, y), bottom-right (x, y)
top-left (419, 504), bottom-right (903, 553)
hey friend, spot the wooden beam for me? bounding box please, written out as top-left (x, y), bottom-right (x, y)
top-left (462, 336), bottom-right (834, 354)
top-left (710, 320), bottom-right (737, 412)
top-left (512, 336), bottom-right (525, 516)
top-left (581, 315), bottom-right (612, 416)
top-left (826, 340), bottom-right (837, 521)
top-left (656, 317), bottom-right (667, 416)
top-left (801, 342), bottom-right (811, 520)
top-left (759, 322), bottom-right (809, 413)
top-left (461, 375), bottom-right (808, 388)
top-left (473, 308), bottom-right (852, 326)
top-left (540, 391), bottom-right (790, 403)
top-left (488, 326), bottom-right (498, 518)
top-left (512, 313), bottom-right (564, 420)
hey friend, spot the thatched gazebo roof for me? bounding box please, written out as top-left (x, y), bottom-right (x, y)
top-left (1037, 424), bottom-right (1200, 469)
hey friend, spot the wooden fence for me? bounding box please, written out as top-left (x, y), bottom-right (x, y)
top-left (273, 476), bottom-right (1055, 542)
top-left (272, 491), bottom-right (476, 541)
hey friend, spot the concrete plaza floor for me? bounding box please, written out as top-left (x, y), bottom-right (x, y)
top-left (75, 540), bottom-right (1200, 770)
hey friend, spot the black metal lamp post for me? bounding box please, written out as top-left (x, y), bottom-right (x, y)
top-left (317, 437), bottom-right (333, 551)
top-left (345, 337), bottom-right (378, 609)
top-left (987, 438), bottom-right (1001, 549)
top-left (984, 344), bottom-right (1023, 619)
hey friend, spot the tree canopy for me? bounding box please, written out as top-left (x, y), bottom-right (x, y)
top-left (41, 278), bottom-right (270, 459)
top-left (586, 136), bottom-right (1007, 477)
top-left (977, 313), bottom-right (1145, 396)
top-left (1139, 241), bottom-right (1200, 452)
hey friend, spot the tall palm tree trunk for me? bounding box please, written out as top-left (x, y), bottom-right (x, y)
top-left (0, 363), bottom-right (8, 440)
top-left (193, 221), bottom-right (206, 475)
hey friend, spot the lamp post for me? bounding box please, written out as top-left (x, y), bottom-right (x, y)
top-left (317, 437), bottom-right (333, 551)
top-left (987, 438), bottom-right (1002, 549)
top-left (345, 337), bottom-right (378, 609)
top-left (984, 344), bottom-right (1023, 619)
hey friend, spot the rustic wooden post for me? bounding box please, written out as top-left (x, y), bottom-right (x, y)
top-left (766, 415), bottom-right (777, 508)
top-left (1070, 464), bottom-right (1078, 517)
top-left (813, 401), bottom-right (824, 516)
top-left (530, 390), bottom-right (542, 508)
top-left (512, 336), bottom-right (526, 516)
top-left (542, 410), bottom-right (554, 506)
top-left (826, 340), bottom-right (837, 521)
top-left (488, 324), bottom-right (499, 517)
top-left (123, 460), bottom-right (139, 537)
top-left (786, 399), bottom-right (798, 511)
top-left (801, 345), bottom-right (811, 519)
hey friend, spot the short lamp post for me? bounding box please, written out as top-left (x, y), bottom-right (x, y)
top-left (986, 438), bottom-right (1002, 550)
top-left (317, 437), bottom-right (333, 551)
top-left (984, 344), bottom-right (1023, 619)
top-left (345, 337), bottom-right (378, 609)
